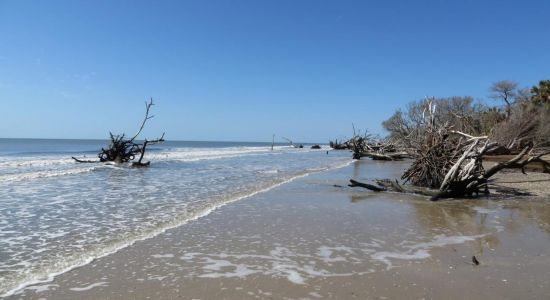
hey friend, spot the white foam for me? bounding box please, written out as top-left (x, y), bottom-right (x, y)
top-left (1, 159), bottom-right (353, 297)
top-left (0, 145), bottom-right (332, 184)
top-left (174, 235), bottom-right (465, 285)
top-left (202, 258), bottom-right (235, 271)
top-left (0, 167), bottom-right (99, 182)
top-left (179, 243), bottom-right (367, 285)
top-left (147, 146), bottom-right (279, 163)
top-left (259, 169), bottom-right (279, 174)
top-left (146, 145), bottom-right (329, 163)
top-left (69, 281), bottom-right (108, 292)
top-left (15, 283), bottom-right (58, 294)
top-left (411, 234), bottom-right (484, 249)
top-left (0, 157), bottom-right (73, 168)
top-left (200, 264), bottom-right (258, 279)
top-left (371, 250), bottom-right (431, 268)
top-left (151, 254), bottom-right (174, 259)
top-left (317, 246), bottom-right (354, 263)
top-left (273, 264), bottom-right (305, 284)
top-left (371, 234), bottom-right (485, 269)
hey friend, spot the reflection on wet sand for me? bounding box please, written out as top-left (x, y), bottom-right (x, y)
top-left (509, 198), bottom-right (550, 236)
top-left (408, 199), bottom-right (502, 254)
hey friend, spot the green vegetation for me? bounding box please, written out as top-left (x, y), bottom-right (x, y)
top-left (531, 80), bottom-right (550, 106)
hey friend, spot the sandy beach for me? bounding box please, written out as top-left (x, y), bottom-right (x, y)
top-left (9, 159), bottom-right (550, 299)
top-left (3, 1), bottom-right (549, 299)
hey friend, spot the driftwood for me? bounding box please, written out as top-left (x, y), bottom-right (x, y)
top-left (348, 179), bottom-right (387, 192)
top-left (132, 133), bottom-right (165, 167)
top-left (357, 151), bottom-right (410, 161)
top-left (351, 139), bottom-right (550, 200)
top-left (329, 139), bottom-right (352, 150)
top-left (345, 124), bottom-right (409, 160)
top-left (349, 179), bottom-right (440, 199)
top-left (71, 157), bottom-right (98, 163)
top-left (484, 154), bottom-right (550, 173)
top-left (282, 137), bottom-right (304, 148)
top-left (282, 137), bottom-right (294, 147)
top-left (73, 98), bottom-right (165, 166)
top-left (433, 139), bottom-right (549, 199)
top-left (350, 98), bottom-right (550, 200)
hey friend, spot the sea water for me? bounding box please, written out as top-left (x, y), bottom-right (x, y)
top-left (0, 138), bottom-right (351, 296)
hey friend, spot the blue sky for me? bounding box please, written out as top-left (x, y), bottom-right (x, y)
top-left (0, 0), bottom-right (549, 142)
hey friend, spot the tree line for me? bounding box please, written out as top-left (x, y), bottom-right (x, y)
top-left (382, 80), bottom-right (550, 153)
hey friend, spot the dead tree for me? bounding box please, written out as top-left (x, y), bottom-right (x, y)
top-left (349, 98), bottom-right (550, 200)
top-left (282, 136), bottom-right (303, 148)
top-left (282, 136), bottom-right (294, 147)
top-left (329, 139), bottom-right (352, 150)
top-left (349, 124), bottom-right (371, 159)
top-left (350, 145), bottom-right (549, 200)
top-left (72, 98), bottom-right (165, 167)
top-left (348, 124), bottom-right (409, 160)
top-left (490, 80), bottom-right (518, 120)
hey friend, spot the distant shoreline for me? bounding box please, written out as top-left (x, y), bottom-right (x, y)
top-left (0, 137), bottom-right (327, 145)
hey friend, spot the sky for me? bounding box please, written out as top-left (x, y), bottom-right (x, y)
top-left (0, 0), bottom-right (549, 142)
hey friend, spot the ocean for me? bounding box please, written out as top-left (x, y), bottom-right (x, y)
top-left (0, 138), bottom-right (351, 296)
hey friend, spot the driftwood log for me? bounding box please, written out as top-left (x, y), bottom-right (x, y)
top-left (349, 179), bottom-right (440, 198)
top-left (72, 98), bottom-right (165, 166)
top-left (357, 151), bottom-right (411, 161)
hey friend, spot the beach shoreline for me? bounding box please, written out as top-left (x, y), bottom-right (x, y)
top-left (8, 159), bottom-right (550, 299)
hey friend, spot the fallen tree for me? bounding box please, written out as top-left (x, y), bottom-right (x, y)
top-left (349, 179), bottom-right (439, 197)
top-left (346, 124), bottom-right (409, 160)
top-left (72, 98), bottom-right (165, 167)
top-left (282, 136), bottom-right (304, 148)
top-left (350, 146), bottom-right (549, 200)
top-left (349, 98), bottom-right (550, 200)
top-left (329, 139), bottom-right (352, 150)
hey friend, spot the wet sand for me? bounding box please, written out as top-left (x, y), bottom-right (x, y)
top-left (10, 160), bottom-right (550, 299)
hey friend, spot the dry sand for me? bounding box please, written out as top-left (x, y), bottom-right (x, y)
top-left (9, 160), bottom-right (550, 299)
top-left (485, 160), bottom-right (550, 197)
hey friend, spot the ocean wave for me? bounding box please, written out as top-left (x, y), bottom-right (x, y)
top-left (1, 159), bottom-right (351, 297)
top-left (0, 146), bottom-right (329, 181)
top-left (0, 157), bottom-right (75, 168)
top-left (0, 167), bottom-right (100, 183)
top-left (147, 146), bottom-right (325, 162)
